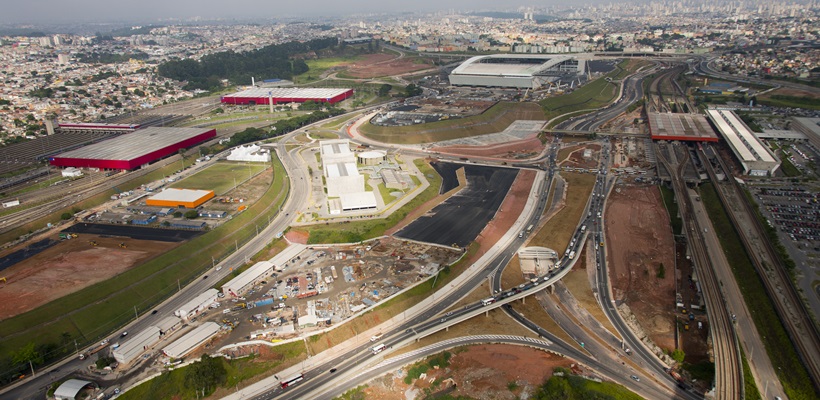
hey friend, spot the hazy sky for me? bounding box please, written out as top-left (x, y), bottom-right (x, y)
top-left (1, 1), bottom-right (566, 24)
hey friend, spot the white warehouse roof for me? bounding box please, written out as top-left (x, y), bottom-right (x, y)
top-left (222, 261), bottom-right (274, 296)
top-left (113, 326), bottom-right (161, 364)
top-left (162, 322), bottom-right (220, 359)
top-left (175, 289), bottom-right (219, 319)
top-left (326, 162), bottom-right (359, 178)
top-left (340, 191), bottom-right (378, 211)
top-left (269, 244), bottom-right (307, 271)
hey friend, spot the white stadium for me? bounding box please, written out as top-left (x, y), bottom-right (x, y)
top-left (448, 54), bottom-right (586, 89)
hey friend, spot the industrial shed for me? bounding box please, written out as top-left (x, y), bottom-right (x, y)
top-left (162, 322), bottom-right (220, 359)
top-left (220, 87), bottom-right (353, 106)
top-left (50, 127), bottom-right (216, 170)
top-left (174, 289), bottom-right (219, 321)
top-left (222, 261), bottom-right (274, 297)
top-left (156, 316), bottom-right (183, 335)
top-left (146, 188), bottom-right (214, 209)
top-left (113, 326), bottom-right (161, 364)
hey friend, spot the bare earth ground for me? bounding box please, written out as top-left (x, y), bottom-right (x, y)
top-left (285, 229), bottom-right (309, 244)
top-left (605, 184), bottom-right (677, 351)
top-left (560, 143), bottom-right (602, 169)
top-left (344, 54), bottom-right (433, 79)
top-left (473, 170), bottom-right (535, 256)
top-left (0, 235), bottom-right (179, 319)
top-left (363, 344), bottom-right (573, 400)
top-left (763, 87), bottom-right (820, 99)
top-left (432, 137), bottom-right (545, 160)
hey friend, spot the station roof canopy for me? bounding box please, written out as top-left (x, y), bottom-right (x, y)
top-left (648, 112), bottom-right (719, 142)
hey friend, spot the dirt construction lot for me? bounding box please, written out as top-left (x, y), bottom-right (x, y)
top-left (362, 344), bottom-right (573, 400)
top-left (343, 53), bottom-right (433, 79)
top-left (0, 235), bottom-right (178, 319)
top-left (605, 184), bottom-right (677, 351)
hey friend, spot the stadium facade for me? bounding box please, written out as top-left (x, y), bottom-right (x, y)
top-left (448, 54), bottom-right (585, 89)
top-left (50, 127), bottom-right (215, 170)
top-left (220, 88), bottom-right (354, 106)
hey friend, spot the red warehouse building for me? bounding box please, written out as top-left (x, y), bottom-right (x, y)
top-left (50, 127), bottom-right (216, 170)
top-left (220, 87), bottom-right (354, 106)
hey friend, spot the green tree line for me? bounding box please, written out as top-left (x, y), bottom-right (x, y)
top-left (157, 38), bottom-right (338, 91)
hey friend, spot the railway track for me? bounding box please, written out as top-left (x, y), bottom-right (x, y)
top-left (701, 144), bottom-right (820, 390)
top-left (0, 154), bottom-right (184, 238)
top-left (656, 142), bottom-right (742, 399)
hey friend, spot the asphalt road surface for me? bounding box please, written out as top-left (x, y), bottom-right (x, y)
top-left (396, 164), bottom-right (518, 247)
top-left (65, 223), bottom-right (204, 242)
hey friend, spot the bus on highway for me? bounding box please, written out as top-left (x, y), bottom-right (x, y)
top-left (481, 298), bottom-right (496, 306)
top-left (371, 344), bottom-right (386, 354)
top-left (280, 373), bottom-right (304, 389)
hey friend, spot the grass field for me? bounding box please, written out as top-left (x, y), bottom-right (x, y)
top-left (659, 185), bottom-right (683, 235)
top-left (171, 161), bottom-right (268, 195)
top-left (537, 368), bottom-right (644, 400)
top-left (292, 56), bottom-right (361, 84)
top-left (541, 59), bottom-right (649, 127)
top-left (777, 150), bottom-right (802, 177)
top-left (699, 183), bottom-right (816, 400)
top-left (358, 102), bottom-right (546, 144)
top-left (304, 159), bottom-right (442, 243)
top-left (0, 156), bottom-right (290, 380)
top-left (529, 172), bottom-right (596, 257)
top-left (118, 341), bottom-right (306, 400)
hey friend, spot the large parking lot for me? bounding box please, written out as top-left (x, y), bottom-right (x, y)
top-left (754, 186), bottom-right (820, 243)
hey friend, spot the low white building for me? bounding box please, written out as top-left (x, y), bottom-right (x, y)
top-left (325, 161), bottom-right (364, 197)
top-left (174, 289), bottom-right (219, 321)
top-left (227, 144), bottom-right (270, 162)
top-left (112, 326), bottom-right (161, 364)
top-left (222, 261), bottom-right (274, 297)
top-left (162, 322), bottom-right (220, 359)
top-left (61, 167), bottom-right (83, 178)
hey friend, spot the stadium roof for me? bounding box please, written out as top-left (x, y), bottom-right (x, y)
top-left (149, 188), bottom-right (213, 203)
top-left (223, 87), bottom-right (352, 100)
top-left (53, 127), bottom-right (213, 162)
top-left (451, 54), bottom-right (574, 77)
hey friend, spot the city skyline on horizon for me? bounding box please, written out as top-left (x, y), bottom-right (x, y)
top-left (1, 0), bottom-right (815, 25)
